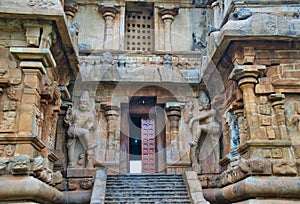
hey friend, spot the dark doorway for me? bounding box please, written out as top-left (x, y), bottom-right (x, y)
top-left (129, 115), bottom-right (142, 160)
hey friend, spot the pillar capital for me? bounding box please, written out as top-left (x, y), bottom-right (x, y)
top-left (64, 1), bottom-right (78, 19)
top-left (103, 104), bottom-right (119, 117)
top-left (98, 4), bottom-right (120, 19)
top-left (158, 6), bottom-right (179, 19)
top-left (229, 65), bottom-right (266, 86)
top-left (166, 103), bottom-right (181, 119)
top-left (269, 93), bottom-right (285, 102)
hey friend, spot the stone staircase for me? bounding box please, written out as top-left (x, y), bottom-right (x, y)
top-left (104, 174), bottom-right (192, 203)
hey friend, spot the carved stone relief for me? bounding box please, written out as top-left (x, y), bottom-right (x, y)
top-left (290, 102), bottom-right (300, 132)
top-left (272, 160), bottom-right (297, 175)
top-left (225, 111), bottom-right (240, 155)
top-left (80, 52), bottom-right (119, 81)
top-left (27, 0), bottom-right (56, 8)
top-left (64, 91), bottom-right (98, 168)
top-left (0, 101), bottom-right (18, 131)
top-left (0, 154), bottom-right (62, 186)
top-left (183, 100), bottom-right (194, 124)
top-left (189, 92), bottom-right (221, 173)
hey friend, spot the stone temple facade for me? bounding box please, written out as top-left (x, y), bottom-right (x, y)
top-left (0, 0), bottom-right (300, 203)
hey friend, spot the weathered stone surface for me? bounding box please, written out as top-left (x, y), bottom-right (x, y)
top-left (0, 0), bottom-right (300, 203)
top-left (90, 168), bottom-right (107, 204)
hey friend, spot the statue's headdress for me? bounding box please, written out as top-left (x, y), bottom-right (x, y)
top-left (79, 91), bottom-right (91, 107)
top-left (199, 91), bottom-right (210, 106)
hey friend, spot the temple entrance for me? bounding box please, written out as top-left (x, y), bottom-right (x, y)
top-left (129, 117), bottom-right (156, 173)
top-left (120, 96), bottom-right (166, 174)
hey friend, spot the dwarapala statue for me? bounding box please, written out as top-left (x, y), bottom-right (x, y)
top-left (64, 91), bottom-right (97, 168)
top-left (188, 92), bottom-right (221, 172)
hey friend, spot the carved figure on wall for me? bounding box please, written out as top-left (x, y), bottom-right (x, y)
top-left (7, 87), bottom-right (22, 101)
top-left (290, 102), bottom-right (300, 131)
top-left (226, 111), bottom-right (240, 155)
top-left (0, 112), bottom-right (16, 130)
top-left (5, 144), bottom-right (15, 156)
top-left (188, 92), bottom-right (221, 171)
top-left (64, 91), bottom-right (97, 168)
top-left (183, 100), bottom-right (194, 123)
top-left (7, 155), bottom-right (31, 175)
top-left (163, 54), bottom-right (173, 67)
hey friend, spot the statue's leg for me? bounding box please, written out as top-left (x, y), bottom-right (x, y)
top-left (67, 139), bottom-right (76, 167)
top-left (190, 127), bottom-right (202, 146)
top-left (190, 146), bottom-right (196, 168)
top-left (83, 132), bottom-right (95, 168)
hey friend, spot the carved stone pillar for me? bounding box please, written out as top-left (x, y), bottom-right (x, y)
top-left (269, 93), bottom-right (288, 140)
top-left (158, 7), bottom-right (179, 51)
top-left (166, 105), bottom-right (181, 147)
top-left (230, 65), bottom-right (265, 139)
top-left (103, 105), bottom-right (119, 161)
top-left (233, 102), bottom-right (246, 146)
top-left (99, 5), bottom-right (119, 50)
top-left (10, 48), bottom-right (56, 157)
top-left (64, 1), bottom-right (78, 25)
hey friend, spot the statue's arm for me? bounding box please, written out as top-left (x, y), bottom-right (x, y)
top-left (188, 114), bottom-right (204, 128)
top-left (64, 106), bottom-right (74, 126)
top-left (86, 113), bottom-right (95, 130)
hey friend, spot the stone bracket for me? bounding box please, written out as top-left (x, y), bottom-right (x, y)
top-left (10, 48), bottom-right (56, 68)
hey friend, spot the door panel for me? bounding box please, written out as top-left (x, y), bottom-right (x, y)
top-left (141, 118), bottom-right (156, 173)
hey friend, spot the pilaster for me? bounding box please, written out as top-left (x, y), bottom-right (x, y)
top-left (166, 103), bottom-right (181, 164)
top-left (230, 65), bottom-right (265, 140)
top-left (158, 6), bottom-right (179, 51)
top-left (103, 104), bottom-right (119, 162)
top-left (10, 48), bottom-right (56, 158)
top-left (98, 4), bottom-right (120, 50)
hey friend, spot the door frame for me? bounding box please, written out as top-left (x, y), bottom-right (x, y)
top-left (120, 103), bottom-right (166, 173)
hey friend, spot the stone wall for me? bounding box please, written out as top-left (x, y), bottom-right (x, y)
top-left (0, 0), bottom-right (300, 203)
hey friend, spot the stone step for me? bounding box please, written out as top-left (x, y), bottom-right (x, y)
top-left (106, 182), bottom-right (186, 186)
top-left (107, 178), bottom-right (184, 183)
top-left (105, 185), bottom-right (187, 190)
top-left (106, 187), bottom-right (188, 192)
top-left (105, 196), bottom-right (191, 201)
top-left (107, 175), bottom-right (184, 178)
top-left (104, 201), bottom-right (192, 204)
top-left (106, 191), bottom-right (189, 196)
top-left (106, 175), bottom-right (184, 180)
top-left (105, 174), bottom-right (192, 204)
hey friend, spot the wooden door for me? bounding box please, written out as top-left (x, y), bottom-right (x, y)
top-left (141, 118), bottom-right (156, 173)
